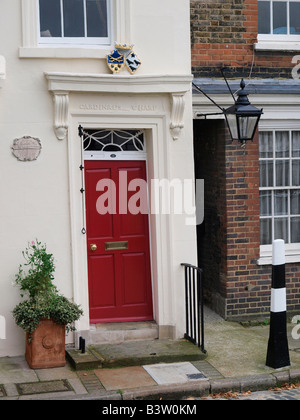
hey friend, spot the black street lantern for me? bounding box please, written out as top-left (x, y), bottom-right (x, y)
top-left (224, 79), bottom-right (263, 144)
top-left (192, 72), bottom-right (264, 146)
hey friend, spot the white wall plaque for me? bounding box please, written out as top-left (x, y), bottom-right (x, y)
top-left (12, 136), bottom-right (42, 161)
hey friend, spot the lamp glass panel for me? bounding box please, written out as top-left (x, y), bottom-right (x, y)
top-left (226, 114), bottom-right (239, 140)
top-left (238, 116), bottom-right (258, 140)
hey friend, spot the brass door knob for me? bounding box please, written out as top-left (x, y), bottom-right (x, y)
top-left (90, 244), bottom-right (97, 251)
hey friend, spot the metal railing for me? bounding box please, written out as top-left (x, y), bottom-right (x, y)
top-left (181, 263), bottom-right (206, 354)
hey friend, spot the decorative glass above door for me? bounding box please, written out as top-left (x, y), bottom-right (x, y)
top-left (82, 129), bottom-right (145, 152)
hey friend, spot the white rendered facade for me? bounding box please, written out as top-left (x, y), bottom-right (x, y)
top-left (0, 0), bottom-right (196, 356)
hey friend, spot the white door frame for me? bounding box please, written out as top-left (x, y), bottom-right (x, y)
top-left (82, 127), bottom-right (153, 323)
top-left (68, 114), bottom-right (174, 337)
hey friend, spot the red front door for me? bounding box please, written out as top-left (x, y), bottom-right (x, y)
top-left (84, 160), bottom-right (153, 323)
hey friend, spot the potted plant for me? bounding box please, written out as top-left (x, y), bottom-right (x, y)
top-left (12, 240), bottom-right (83, 369)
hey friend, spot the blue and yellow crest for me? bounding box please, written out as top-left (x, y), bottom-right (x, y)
top-left (107, 49), bottom-right (125, 73)
top-left (107, 43), bottom-right (142, 74)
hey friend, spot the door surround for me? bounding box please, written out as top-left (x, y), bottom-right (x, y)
top-left (68, 114), bottom-right (173, 337)
top-left (45, 73), bottom-right (194, 342)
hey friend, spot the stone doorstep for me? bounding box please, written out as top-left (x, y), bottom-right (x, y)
top-left (66, 339), bottom-right (207, 371)
top-left (88, 321), bottom-right (159, 345)
top-left (89, 339), bottom-right (207, 369)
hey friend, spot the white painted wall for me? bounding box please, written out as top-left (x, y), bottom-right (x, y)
top-left (0, 0), bottom-right (196, 357)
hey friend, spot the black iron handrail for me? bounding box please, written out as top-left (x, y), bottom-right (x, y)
top-left (181, 263), bottom-right (206, 354)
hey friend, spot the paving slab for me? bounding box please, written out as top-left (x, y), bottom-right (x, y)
top-left (35, 364), bottom-right (78, 381)
top-left (67, 377), bottom-right (88, 395)
top-left (3, 383), bottom-right (18, 397)
top-left (143, 362), bottom-right (206, 385)
top-left (0, 356), bottom-right (38, 384)
top-left (94, 366), bottom-right (157, 391)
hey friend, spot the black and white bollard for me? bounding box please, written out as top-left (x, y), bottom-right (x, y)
top-left (266, 239), bottom-right (290, 369)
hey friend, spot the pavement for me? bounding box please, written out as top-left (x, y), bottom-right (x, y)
top-left (0, 307), bottom-right (300, 401)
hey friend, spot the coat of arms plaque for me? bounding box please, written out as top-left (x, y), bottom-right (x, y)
top-left (107, 43), bottom-right (142, 74)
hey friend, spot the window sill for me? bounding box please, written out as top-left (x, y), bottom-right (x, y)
top-left (19, 46), bottom-right (110, 59)
top-left (257, 250), bottom-right (300, 265)
top-left (254, 40), bottom-right (300, 51)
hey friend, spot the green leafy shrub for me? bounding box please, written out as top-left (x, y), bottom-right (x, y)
top-left (12, 240), bottom-right (83, 340)
top-left (14, 240), bottom-right (56, 298)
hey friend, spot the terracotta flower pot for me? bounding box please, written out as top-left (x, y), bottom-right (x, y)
top-left (25, 318), bottom-right (66, 369)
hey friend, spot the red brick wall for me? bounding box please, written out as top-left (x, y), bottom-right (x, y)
top-left (192, 0), bottom-right (300, 319)
top-left (191, 0), bottom-right (296, 79)
top-left (225, 130), bottom-right (265, 319)
top-left (194, 119), bottom-right (300, 319)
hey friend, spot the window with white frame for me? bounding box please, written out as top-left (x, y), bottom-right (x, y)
top-left (38, 0), bottom-right (111, 45)
top-left (259, 130), bottom-right (300, 248)
top-left (258, 0), bottom-right (300, 38)
top-left (20, 0), bottom-right (130, 58)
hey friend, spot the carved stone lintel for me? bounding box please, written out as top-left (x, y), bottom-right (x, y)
top-left (170, 92), bottom-right (185, 140)
top-left (53, 92), bottom-right (69, 140)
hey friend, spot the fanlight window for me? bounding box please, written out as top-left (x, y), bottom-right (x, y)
top-left (82, 129), bottom-right (145, 152)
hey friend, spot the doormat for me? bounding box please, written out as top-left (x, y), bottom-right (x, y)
top-left (16, 380), bottom-right (72, 395)
top-left (0, 385), bottom-right (6, 397)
